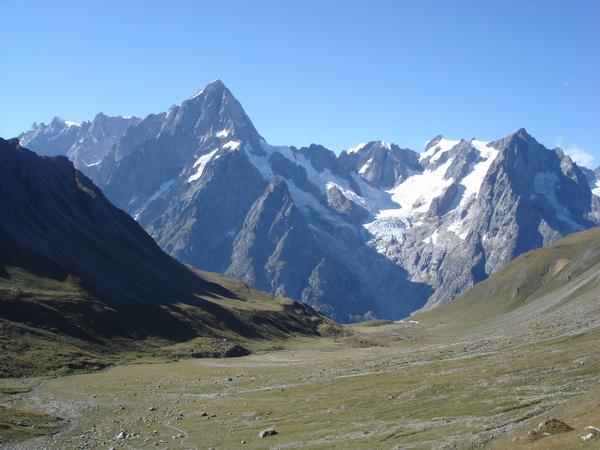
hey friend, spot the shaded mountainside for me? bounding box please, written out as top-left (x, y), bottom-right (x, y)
top-left (0, 137), bottom-right (333, 376)
top-left (18, 80), bottom-right (600, 321)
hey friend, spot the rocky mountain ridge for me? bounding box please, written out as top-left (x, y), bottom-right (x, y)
top-left (19, 113), bottom-right (141, 173)
top-left (17, 80), bottom-right (600, 321)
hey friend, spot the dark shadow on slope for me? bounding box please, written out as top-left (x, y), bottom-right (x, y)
top-left (0, 230), bottom-right (325, 344)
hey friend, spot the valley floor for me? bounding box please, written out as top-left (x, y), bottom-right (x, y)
top-left (1, 318), bottom-right (599, 449)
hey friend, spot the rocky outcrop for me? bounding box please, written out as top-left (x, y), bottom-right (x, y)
top-left (339, 141), bottom-right (421, 188)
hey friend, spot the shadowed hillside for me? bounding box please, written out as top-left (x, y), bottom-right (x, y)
top-left (0, 138), bottom-right (334, 376)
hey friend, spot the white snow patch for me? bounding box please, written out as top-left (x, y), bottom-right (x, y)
top-left (422, 229), bottom-right (440, 245)
top-left (363, 216), bottom-right (408, 252)
top-left (432, 140), bottom-right (498, 240)
top-left (244, 143), bottom-right (273, 179)
top-left (358, 158), bottom-right (373, 175)
top-left (188, 149), bottom-right (219, 182)
top-left (361, 156), bottom-right (455, 253)
top-left (165, 107), bottom-right (176, 120)
top-left (84, 160), bottom-right (101, 167)
top-left (286, 179), bottom-right (343, 220)
top-left (223, 140), bottom-right (241, 150)
top-left (250, 141), bottom-right (358, 197)
top-left (458, 140), bottom-right (499, 204)
top-left (420, 138), bottom-right (459, 163)
top-left (244, 142), bottom-right (358, 228)
top-left (392, 319), bottom-right (419, 325)
top-left (216, 129), bottom-right (230, 138)
top-left (347, 143), bottom-right (367, 154)
top-left (64, 120), bottom-right (80, 127)
top-left (387, 158), bottom-right (454, 217)
top-left (191, 87), bottom-right (205, 99)
top-left (349, 174), bottom-right (398, 212)
top-left (592, 180), bottom-right (600, 197)
top-left (447, 220), bottom-right (469, 240)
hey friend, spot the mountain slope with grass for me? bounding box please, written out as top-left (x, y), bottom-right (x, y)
top-left (0, 137), bottom-right (333, 377)
top-left (417, 226), bottom-right (600, 338)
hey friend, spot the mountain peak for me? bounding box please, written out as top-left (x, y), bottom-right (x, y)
top-left (46, 116), bottom-right (80, 129)
top-left (513, 127), bottom-right (533, 141)
top-left (190, 79), bottom-right (229, 100)
top-left (50, 117), bottom-right (66, 128)
top-left (374, 140), bottom-right (394, 150)
top-left (206, 78), bottom-right (225, 89)
top-left (345, 140), bottom-right (397, 155)
top-left (488, 127), bottom-right (537, 151)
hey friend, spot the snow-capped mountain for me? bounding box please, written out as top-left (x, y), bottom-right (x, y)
top-left (19, 113), bottom-right (141, 174)
top-left (359, 132), bottom-right (598, 306)
top-left (17, 80), bottom-right (600, 321)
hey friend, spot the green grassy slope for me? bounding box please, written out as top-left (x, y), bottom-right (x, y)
top-left (417, 227), bottom-right (600, 337)
top-left (0, 239), bottom-right (334, 377)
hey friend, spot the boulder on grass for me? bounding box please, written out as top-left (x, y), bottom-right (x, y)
top-left (528, 418), bottom-right (573, 441)
top-left (258, 428), bottom-right (278, 438)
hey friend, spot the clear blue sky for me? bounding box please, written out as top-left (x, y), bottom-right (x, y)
top-left (2, 0), bottom-right (599, 165)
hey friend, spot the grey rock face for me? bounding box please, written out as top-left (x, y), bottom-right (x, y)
top-left (18, 117), bottom-right (80, 156)
top-left (145, 148), bottom-right (268, 274)
top-left (326, 184), bottom-right (370, 224)
top-left (67, 113), bottom-right (140, 170)
top-left (339, 141), bottom-right (422, 188)
top-left (17, 82), bottom-right (600, 320)
top-left (226, 179), bottom-right (317, 297)
top-left (19, 114), bottom-right (140, 176)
